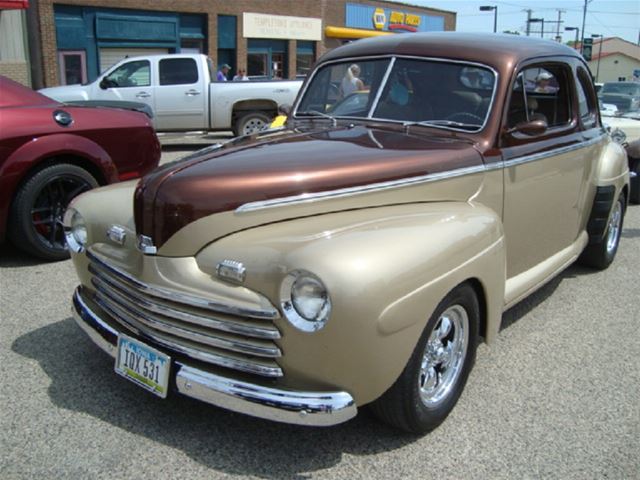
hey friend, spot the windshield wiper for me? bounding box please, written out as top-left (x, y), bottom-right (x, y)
top-left (296, 110), bottom-right (337, 127)
top-left (411, 120), bottom-right (482, 130)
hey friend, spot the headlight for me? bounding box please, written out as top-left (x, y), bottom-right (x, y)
top-left (280, 270), bottom-right (331, 332)
top-left (63, 208), bottom-right (87, 253)
top-left (610, 128), bottom-right (627, 144)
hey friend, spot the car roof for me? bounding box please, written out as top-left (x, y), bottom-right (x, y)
top-left (319, 32), bottom-right (582, 73)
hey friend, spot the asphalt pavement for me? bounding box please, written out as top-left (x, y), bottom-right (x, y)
top-left (1, 145), bottom-right (638, 479)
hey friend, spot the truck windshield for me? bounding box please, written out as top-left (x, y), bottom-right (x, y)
top-left (296, 57), bottom-right (496, 132)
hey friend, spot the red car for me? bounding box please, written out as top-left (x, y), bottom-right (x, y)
top-left (0, 76), bottom-right (160, 260)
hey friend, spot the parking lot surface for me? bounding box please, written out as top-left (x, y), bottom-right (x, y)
top-left (1, 145), bottom-right (639, 479)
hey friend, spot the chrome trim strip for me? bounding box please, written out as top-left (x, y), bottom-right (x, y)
top-left (236, 163), bottom-right (487, 212)
top-left (94, 294), bottom-right (283, 378)
top-left (86, 249), bottom-right (279, 320)
top-left (89, 268), bottom-right (280, 339)
top-left (93, 278), bottom-right (282, 358)
top-left (72, 288), bottom-right (356, 426)
top-left (367, 57), bottom-right (396, 118)
top-left (292, 54), bottom-right (499, 134)
top-left (175, 365), bottom-right (356, 427)
top-left (503, 135), bottom-right (606, 169)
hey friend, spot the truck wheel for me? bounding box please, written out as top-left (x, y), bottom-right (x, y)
top-left (8, 163), bottom-right (98, 261)
top-left (579, 195), bottom-right (625, 270)
top-left (235, 112), bottom-right (271, 136)
top-left (370, 283), bottom-right (479, 433)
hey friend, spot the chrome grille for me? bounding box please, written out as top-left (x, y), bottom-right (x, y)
top-left (86, 250), bottom-right (283, 378)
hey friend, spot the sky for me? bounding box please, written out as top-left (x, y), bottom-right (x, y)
top-left (388, 0), bottom-right (640, 44)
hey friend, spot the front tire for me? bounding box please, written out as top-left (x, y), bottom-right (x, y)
top-left (370, 283), bottom-right (480, 433)
top-left (8, 163), bottom-right (98, 261)
top-left (234, 112), bottom-right (271, 136)
top-left (579, 195), bottom-right (625, 269)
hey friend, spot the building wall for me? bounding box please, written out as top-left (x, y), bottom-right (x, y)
top-left (0, 9), bottom-right (30, 85)
top-left (36, 0), bottom-right (456, 87)
top-left (597, 38), bottom-right (640, 60)
top-left (589, 54), bottom-right (640, 83)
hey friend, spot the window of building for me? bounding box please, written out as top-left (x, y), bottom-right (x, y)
top-left (296, 41), bottom-right (315, 78)
top-left (159, 58), bottom-right (198, 85)
top-left (247, 39), bottom-right (287, 79)
top-left (58, 51), bottom-right (87, 85)
top-left (217, 15), bottom-right (236, 80)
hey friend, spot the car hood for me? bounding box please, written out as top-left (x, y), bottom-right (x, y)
top-left (134, 125), bottom-right (484, 251)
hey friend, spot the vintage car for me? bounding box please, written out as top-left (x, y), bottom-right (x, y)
top-left (601, 108), bottom-right (640, 203)
top-left (65, 33), bottom-right (630, 433)
top-left (0, 76), bottom-right (160, 260)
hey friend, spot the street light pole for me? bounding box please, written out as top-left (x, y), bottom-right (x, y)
top-left (480, 5), bottom-right (498, 33)
top-left (565, 26), bottom-right (580, 50)
top-left (529, 18), bottom-right (545, 39)
top-left (592, 34), bottom-right (603, 82)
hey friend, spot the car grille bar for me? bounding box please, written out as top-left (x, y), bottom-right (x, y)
top-left (85, 249), bottom-right (283, 378)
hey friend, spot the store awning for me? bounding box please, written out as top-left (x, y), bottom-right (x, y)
top-left (0, 0), bottom-right (29, 9)
top-left (325, 26), bottom-right (392, 40)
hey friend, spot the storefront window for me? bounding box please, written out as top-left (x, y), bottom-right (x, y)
top-left (247, 39), bottom-right (287, 80)
top-left (296, 41), bottom-right (315, 78)
top-left (58, 51), bottom-right (87, 85)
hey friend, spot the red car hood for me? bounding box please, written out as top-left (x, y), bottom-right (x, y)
top-left (134, 126), bottom-right (483, 250)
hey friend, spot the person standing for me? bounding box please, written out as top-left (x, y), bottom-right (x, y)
top-left (217, 64), bottom-right (230, 82)
top-left (233, 68), bottom-right (249, 81)
top-left (339, 64), bottom-right (364, 98)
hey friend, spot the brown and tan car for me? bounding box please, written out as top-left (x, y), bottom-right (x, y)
top-left (65, 33), bottom-right (630, 433)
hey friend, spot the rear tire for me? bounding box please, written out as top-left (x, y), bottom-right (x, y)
top-left (234, 112), bottom-right (271, 137)
top-left (8, 163), bottom-right (98, 261)
top-left (370, 283), bottom-right (479, 434)
top-left (579, 195), bottom-right (625, 270)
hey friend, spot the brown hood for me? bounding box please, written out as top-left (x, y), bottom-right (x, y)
top-left (135, 125), bottom-right (483, 249)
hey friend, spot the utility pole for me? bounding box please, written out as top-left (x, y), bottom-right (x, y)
top-left (555, 10), bottom-right (565, 42)
top-left (525, 9), bottom-right (532, 36)
top-left (580, 0), bottom-right (589, 54)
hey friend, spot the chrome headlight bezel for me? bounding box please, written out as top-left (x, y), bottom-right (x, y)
top-left (610, 128), bottom-right (627, 144)
top-left (63, 208), bottom-right (87, 253)
top-left (279, 270), bottom-right (332, 332)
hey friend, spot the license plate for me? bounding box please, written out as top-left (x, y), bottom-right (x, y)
top-left (115, 334), bottom-right (170, 398)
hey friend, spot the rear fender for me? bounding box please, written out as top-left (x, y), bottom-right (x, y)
top-left (196, 202), bottom-right (505, 404)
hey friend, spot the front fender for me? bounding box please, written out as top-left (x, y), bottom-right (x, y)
top-left (196, 202), bottom-right (505, 405)
top-left (595, 137), bottom-right (630, 191)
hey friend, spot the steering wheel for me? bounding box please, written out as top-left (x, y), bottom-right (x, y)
top-left (446, 112), bottom-right (484, 124)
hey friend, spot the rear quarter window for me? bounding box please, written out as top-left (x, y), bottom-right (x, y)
top-left (159, 58), bottom-right (199, 86)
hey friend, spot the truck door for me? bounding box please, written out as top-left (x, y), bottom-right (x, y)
top-left (95, 59), bottom-right (155, 112)
top-left (154, 57), bottom-right (207, 130)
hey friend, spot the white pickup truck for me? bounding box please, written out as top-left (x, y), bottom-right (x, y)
top-left (40, 54), bottom-right (302, 135)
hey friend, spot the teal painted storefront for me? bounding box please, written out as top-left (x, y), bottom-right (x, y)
top-left (54, 5), bottom-right (206, 82)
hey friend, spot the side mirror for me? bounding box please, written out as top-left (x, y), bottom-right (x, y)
top-left (507, 118), bottom-right (548, 136)
top-left (277, 104), bottom-right (292, 116)
top-left (99, 78), bottom-right (109, 90)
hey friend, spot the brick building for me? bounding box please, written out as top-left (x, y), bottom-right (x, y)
top-left (31, 0), bottom-right (455, 88)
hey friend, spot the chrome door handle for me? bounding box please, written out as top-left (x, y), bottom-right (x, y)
top-left (136, 92), bottom-right (151, 98)
top-left (185, 90), bottom-right (201, 96)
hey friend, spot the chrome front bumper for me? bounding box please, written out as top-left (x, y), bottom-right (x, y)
top-left (72, 287), bottom-right (357, 427)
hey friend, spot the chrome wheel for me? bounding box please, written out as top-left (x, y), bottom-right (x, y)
top-left (419, 304), bottom-right (469, 407)
top-left (605, 200), bottom-right (622, 255)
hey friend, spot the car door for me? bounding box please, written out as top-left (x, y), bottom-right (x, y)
top-left (94, 59), bottom-right (155, 111)
top-left (154, 57), bottom-right (207, 130)
top-left (501, 61), bottom-right (596, 281)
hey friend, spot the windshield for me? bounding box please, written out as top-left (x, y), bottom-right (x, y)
top-left (295, 57), bottom-right (496, 132)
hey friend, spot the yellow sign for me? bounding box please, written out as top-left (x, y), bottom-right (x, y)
top-left (373, 8), bottom-right (386, 30)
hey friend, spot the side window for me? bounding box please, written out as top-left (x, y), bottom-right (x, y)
top-left (507, 65), bottom-right (571, 129)
top-left (104, 60), bottom-right (150, 88)
top-left (159, 58), bottom-right (199, 86)
top-left (575, 68), bottom-right (597, 128)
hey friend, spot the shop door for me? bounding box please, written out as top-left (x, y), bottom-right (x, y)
top-left (247, 40), bottom-right (287, 79)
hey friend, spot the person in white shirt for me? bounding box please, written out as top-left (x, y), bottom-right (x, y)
top-left (340, 64), bottom-right (364, 98)
top-left (233, 68), bottom-right (249, 81)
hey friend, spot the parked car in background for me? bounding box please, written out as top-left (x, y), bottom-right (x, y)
top-left (65, 33), bottom-right (629, 434)
top-left (40, 54), bottom-right (303, 136)
top-left (599, 81), bottom-right (640, 113)
top-left (0, 76), bottom-right (160, 260)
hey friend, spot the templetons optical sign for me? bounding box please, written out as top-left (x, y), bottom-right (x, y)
top-left (243, 13), bottom-right (322, 41)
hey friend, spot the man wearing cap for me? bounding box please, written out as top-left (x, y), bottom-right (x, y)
top-left (217, 64), bottom-right (230, 82)
top-left (534, 71), bottom-right (556, 93)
